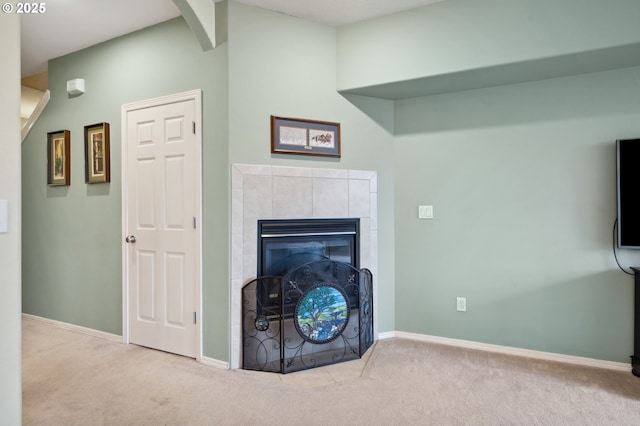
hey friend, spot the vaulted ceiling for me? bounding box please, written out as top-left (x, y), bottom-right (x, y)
top-left (20, 0), bottom-right (444, 77)
top-left (19, 0), bottom-right (443, 125)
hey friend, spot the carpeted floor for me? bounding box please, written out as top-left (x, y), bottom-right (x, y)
top-left (23, 317), bottom-right (640, 425)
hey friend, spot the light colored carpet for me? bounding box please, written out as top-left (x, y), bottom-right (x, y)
top-left (23, 317), bottom-right (640, 425)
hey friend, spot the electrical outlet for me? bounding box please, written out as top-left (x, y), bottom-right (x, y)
top-left (456, 297), bottom-right (466, 312)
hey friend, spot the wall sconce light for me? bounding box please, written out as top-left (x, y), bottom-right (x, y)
top-left (66, 78), bottom-right (85, 96)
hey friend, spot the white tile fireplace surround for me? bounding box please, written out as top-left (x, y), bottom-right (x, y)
top-left (231, 163), bottom-right (378, 369)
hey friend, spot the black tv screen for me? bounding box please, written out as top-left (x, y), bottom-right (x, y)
top-left (617, 138), bottom-right (640, 248)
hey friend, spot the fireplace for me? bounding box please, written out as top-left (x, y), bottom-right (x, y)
top-left (231, 164), bottom-right (378, 370)
top-left (242, 218), bottom-right (373, 373)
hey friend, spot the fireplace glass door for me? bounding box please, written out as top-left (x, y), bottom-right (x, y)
top-left (257, 218), bottom-right (359, 317)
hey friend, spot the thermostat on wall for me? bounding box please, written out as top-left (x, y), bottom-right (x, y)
top-left (66, 78), bottom-right (85, 96)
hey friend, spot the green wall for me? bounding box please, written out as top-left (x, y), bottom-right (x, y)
top-left (21, 3), bottom-right (397, 363)
top-left (0, 12), bottom-right (22, 424)
top-left (21, 0), bottom-right (640, 366)
top-left (227, 2), bottom-right (396, 333)
top-left (340, 0), bottom-right (640, 363)
top-left (394, 66), bottom-right (640, 362)
top-left (21, 17), bottom-right (230, 361)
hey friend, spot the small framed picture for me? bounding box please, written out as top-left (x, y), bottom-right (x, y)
top-left (47, 130), bottom-right (71, 186)
top-left (271, 115), bottom-right (341, 158)
top-left (84, 122), bottom-right (110, 184)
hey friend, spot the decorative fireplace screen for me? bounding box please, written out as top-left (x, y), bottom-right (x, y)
top-left (242, 260), bottom-right (373, 373)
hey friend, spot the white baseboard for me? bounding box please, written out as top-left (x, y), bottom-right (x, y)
top-left (22, 313), bottom-right (123, 343)
top-left (390, 330), bottom-right (631, 373)
top-left (26, 314), bottom-right (625, 373)
top-left (200, 356), bottom-right (229, 370)
top-left (24, 313), bottom-right (232, 368)
top-left (377, 331), bottom-right (395, 340)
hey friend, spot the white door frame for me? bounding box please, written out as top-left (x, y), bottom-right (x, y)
top-left (121, 89), bottom-right (203, 360)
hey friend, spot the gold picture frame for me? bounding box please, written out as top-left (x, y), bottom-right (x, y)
top-left (84, 122), bottom-right (110, 184)
top-left (47, 130), bottom-right (71, 186)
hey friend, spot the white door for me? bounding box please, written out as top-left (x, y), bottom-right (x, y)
top-left (122, 91), bottom-right (201, 358)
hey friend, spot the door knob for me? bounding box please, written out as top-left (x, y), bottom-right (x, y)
top-left (125, 235), bottom-right (137, 244)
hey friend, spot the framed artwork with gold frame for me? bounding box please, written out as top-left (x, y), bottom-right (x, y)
top-left (84, 122), bottom-right (110, 184)
top-left (47, 130), bottom-right (71, 186)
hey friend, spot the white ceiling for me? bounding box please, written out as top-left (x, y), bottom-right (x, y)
top-left (20, 0), bottom-right (181, 77)
top-left (20, 0), bottom-right (444, 78)
top-left (235, 0), bottom-right (444, 27)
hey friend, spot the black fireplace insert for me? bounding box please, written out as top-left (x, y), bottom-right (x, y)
top-left (257, 218), bottom-right (360, 317)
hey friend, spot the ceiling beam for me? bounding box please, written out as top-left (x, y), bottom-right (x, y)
top-left (173, 0), bottom-right (227, 51)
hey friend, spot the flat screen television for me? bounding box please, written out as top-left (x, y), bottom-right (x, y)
top-left (617, 138), bottom-right (640, 248)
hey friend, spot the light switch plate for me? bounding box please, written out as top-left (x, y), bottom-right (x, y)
top-left (418, 205), bottom-right (433, 219)
top-left (0, 200), bottom-right (8, 233)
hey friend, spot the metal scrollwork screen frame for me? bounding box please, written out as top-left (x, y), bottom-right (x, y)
top-left (241, 260), bottom-right (374, 373)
